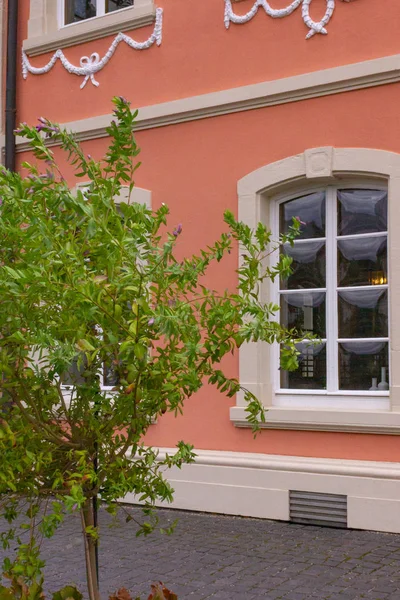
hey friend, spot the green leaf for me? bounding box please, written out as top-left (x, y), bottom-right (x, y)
top-left (133, 343), bottom-right (146, 361)
top-left (0, 586), bottom-right (15, 600)
top-left (76, 339), bottom-right (95, 352)
top-left (52, 586), bottom-right (83, 600)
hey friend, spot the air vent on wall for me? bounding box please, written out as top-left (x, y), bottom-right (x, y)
top-left (290, 490), bottom-right (348, 528)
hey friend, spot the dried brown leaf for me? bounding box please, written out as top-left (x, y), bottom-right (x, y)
top-left (109, 588), bottom-right (133, 600)
top-left (148, 582), bottom-right (177, 600)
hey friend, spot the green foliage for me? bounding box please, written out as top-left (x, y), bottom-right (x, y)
top-left (0, 578), bottom-right (82, 600)
top-left (0, 97), bottom-right (306, 597)
top-left (0, 575), bottom-right (45, 600)
top-left (52, 586), bottom-right (83, 600)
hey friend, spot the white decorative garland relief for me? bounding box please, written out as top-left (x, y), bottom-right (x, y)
top-left (22, 7), bottom-right (163, 89)
top-left (225, 0), bottom-right (335, 39)
top-left (22, 1), bottom-right (340, 89)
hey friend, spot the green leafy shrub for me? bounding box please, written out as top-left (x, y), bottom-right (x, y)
top-left (0, 97), bottom-right (304, 600)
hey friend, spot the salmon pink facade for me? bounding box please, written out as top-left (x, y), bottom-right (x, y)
top-left (5, 0), bottom-right (400, 532)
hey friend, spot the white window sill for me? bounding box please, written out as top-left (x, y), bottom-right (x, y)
top-left (23, 1), bottom-right (156, 57)
top-left (274, 392), bottom-right (390, 411)
top-left (230, 405), bottom-right (400, 434)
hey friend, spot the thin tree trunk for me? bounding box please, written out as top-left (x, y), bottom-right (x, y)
top-left (93, 492), bottom-right (99, 584)
top-left (93, 438), bottom-right (99, 585)
top-left (81, 500), bottom-right (100, 600)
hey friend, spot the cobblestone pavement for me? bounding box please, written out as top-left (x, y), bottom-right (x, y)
top-left (3, 507), bottom-right (400, 599)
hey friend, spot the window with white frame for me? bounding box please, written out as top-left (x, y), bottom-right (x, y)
top-left (63, 0), bottom-right (134, 25)
top-left (61, 349), bottom-right (120, 391)
top-left (275, 185), bottom-right (389, 395)
top-left (60, 183), bottom-right (152, 393)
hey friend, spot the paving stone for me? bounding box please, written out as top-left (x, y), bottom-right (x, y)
top-left (3, 507), bottom-right (400, 599)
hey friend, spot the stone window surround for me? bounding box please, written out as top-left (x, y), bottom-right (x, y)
top-left (230, 147), bottom-right (400, 434)
top-left (24, 0), bottom-right (156, 57)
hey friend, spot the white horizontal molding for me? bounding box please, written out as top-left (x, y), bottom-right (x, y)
top-left (24, 0), bottom-right (157, 56)
top-left (124, 448), bottom-right (400, 532)
top-left (152, 447), bottom-right (400, 480)
top-left (11, 53), bottom-right (400, 152)
top-left (230, 406), bottom-right (400, 434)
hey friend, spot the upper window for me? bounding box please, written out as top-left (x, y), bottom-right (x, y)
top-left (276, 186), bottom-right (389, 395)
top-left (23, 0), bottom-right (154, 57)
top-left (63, 0), bottom-right (134, 25)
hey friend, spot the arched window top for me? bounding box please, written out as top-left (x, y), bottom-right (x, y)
top-left (237, 147), bottom-right (400, 199)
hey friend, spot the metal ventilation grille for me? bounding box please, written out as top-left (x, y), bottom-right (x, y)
top-left (290, 491), bottom-right (348, 528)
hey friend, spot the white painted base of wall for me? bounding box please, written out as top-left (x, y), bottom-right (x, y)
top-left (124, 449), bottom-right (400, 534)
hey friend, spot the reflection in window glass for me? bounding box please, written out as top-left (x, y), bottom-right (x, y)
top-left (339, 341), bottom-right (388, 391)
top-left (280, 192), bottom-right (325, 240)
top-left (281, 342), bottom-right (326, 390)
top-left (337, 190), bottom-right (387, 236)
top-left (281, 241), bottom-right (326, 290)
top-left (106, 0), bottom-right (134, 11)
top-left (338, 236), bottom-right (387, 287)
top-left (338, 289), bottom-right (388, 339)
top-left (280, 292), bottom-right (326, 338)
top-left (278, 186), bottom-right (389, 394)
top-left (65, 0), bottom-right (97, 24)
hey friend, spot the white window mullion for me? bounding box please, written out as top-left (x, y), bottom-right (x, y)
top-left (326, 187), bottom-right (338, 393)
top-left (59, 0), bottom-right (66, 28)
top-left (97, 0), bottom-right (107, 17)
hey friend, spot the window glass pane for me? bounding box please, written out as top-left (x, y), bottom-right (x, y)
top-left (61, 357), bottom-right (86, 386)
top-left (280, 192), bottom-right (325, 240)
top-left (106, 0), bottom-right (133, 11)
top-left (337, 190), bottom-right (387, 236)
top-left (338, 236), bottom-right (387, 287)
top-left (280, 292), bottom-right (326, 337)
top-left (339, 341), bottom-right (389, 391)
top-left (103, 361), bottom-right (120, 387)
top-left (280, 342), bottom-right (326, 390)
top-left (338, 289), bottom-right (388, 338)
top-left (280, 241), bottom-right (325, 290)
top-left (0, 377), bottom-right (13, 414)
top-left (65, 0), bottom-right (97, 24)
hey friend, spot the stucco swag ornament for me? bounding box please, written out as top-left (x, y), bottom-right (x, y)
top-left (225, 0), bottom-right (354, 39)
top-left (22, 7), bottom-right (163, 89)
